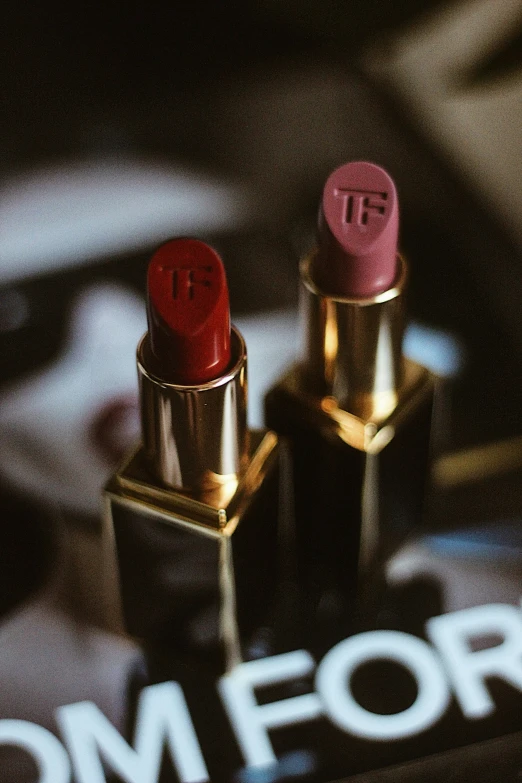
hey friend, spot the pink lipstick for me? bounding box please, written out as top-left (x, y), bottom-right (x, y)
top-left (265, 161), bottom-right (437, 652)
top-left (105, 238), bottom-right (284, 672)
top-left (316, 161), bottom-right (399, 298)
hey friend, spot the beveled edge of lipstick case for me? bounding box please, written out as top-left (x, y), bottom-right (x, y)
top-left (103, 427), bottom-right (286, 673)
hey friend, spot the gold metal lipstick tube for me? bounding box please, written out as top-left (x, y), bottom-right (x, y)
top-left (138, 329), bottom-right (248, 492)
top-left (105, 328), bottom-right (285, 673)
top-left (138, 328), bottom-right (249, 492)
top-left (265, 250), bottom-right (436, 654)
top-left (301, 253), bottom-right (405, 422)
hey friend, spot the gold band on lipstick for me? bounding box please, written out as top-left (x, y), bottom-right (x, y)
top-left (300, 251), bottom-right (407, 422)
top-left (138, 326), bottom-right (248, 491)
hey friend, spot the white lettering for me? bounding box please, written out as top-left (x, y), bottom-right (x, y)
top-left (0, 720), bottom-right (71, 783)
top-left (219, 651), bottom-right (322, 767)
top-left (316, 631), bottom-right (450, 740)
top-left (57, 681), bottom-right (208, 783)
top-left (428, 603), bottom-right (522, 718)
top-left (2, 601), bottom-right (520, 782)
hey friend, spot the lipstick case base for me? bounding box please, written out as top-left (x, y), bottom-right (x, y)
top-left (265, 359), bottom-right (436, 655)
top-left (104, 429), bottom-right (287, 673)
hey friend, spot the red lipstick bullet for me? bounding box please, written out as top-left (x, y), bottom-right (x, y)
top-left (146, 238), bottom-right (231, 384)
top-left (105, 239), bottom-right (285, 672)
top-left (265, 162), bottom-right (438, 653)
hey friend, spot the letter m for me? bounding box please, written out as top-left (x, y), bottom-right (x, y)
top-left (56, 681), bottom-right (209, 783)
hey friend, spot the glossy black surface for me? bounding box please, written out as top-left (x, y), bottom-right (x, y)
top-left (110, 439), bottom-right (285, 671)
top-left (265, 378), bottom-right (434, 655)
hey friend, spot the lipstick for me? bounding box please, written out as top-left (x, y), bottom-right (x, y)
top-left (265, 162), bottom-right (437, 652)
top-left (104, 238), bottom-right (283, 672)
top-left (146, 239), bottom-right (231, 385)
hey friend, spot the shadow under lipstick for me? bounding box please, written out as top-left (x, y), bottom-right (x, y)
top-left (265, 162), bottom-right (438, 653)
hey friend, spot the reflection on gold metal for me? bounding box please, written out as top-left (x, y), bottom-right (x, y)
top-left (367, 425), bottom-right (396, 455)
top-left (323, 301), bottom-right (339, 383)
top-left (109, 430), bottom-right (278, 531)
top-left (360, 452), bottom-right (380, 574)
top-left (307, 357), bottom-right (432, 454)
top-left (137, 327), bottom-right (248, 491)
top-left (300, 251), bottom-right (406, 422)
top-left (433, 434), bottom-right (522, 488)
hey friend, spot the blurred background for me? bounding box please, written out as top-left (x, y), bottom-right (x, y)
top-left (1, 0), bottom-right (521, 439)
top-left (0, 0), bottom-right (521, 774)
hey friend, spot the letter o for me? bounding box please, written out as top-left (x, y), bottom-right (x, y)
top-left (316, 631), bottom-right (450, 740)
top-left (0, 720), bottom-right (71, 783)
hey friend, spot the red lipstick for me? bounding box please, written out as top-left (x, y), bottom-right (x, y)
top-left (146, 238), bottom-right (231, 384)
top-left (105, 239), bottom-right (284, 672)
top-left (265, 161), bottom-right (437, 653)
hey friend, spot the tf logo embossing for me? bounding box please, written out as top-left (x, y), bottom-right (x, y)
top-left (334, 188), bottom-right (388, 228)
top-left (159, 265), bottom-right (213, 301)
